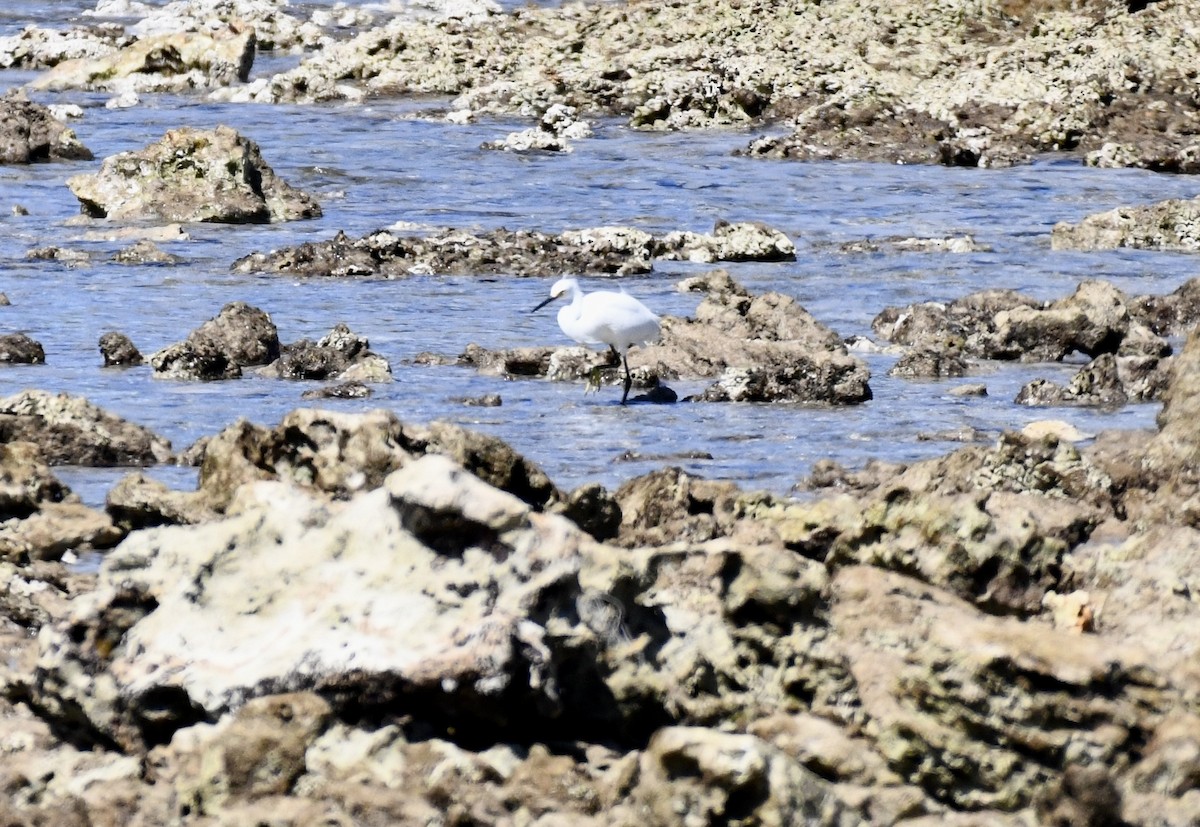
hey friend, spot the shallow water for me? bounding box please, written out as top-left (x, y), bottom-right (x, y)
top-left (4, 2), bottom-right (1200, 506)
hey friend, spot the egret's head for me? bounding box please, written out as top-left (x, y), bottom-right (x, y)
top-left (532, 277), bottom-right (578, 313)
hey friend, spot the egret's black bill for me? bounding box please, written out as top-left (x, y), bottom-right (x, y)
top-left (531, 295), bottom-right (558, 313)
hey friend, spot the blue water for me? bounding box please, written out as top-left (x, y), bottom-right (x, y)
top-left (3, 2), bottom-right (1200, 505)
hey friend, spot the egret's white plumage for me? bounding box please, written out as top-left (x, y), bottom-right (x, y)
top-left (532, 277), bottom-right (661, 404)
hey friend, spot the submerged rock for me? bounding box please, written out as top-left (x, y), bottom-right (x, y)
top-left (0, 389), bottom-right (172, 466)
top-left (1016, 352), bottom-right (1168, 408)
top-left (0, 89), bottom-right (93, 164)
top-left (67, 125), bottom-right (321, 224)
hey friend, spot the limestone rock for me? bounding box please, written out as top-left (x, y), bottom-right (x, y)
top-left (30, 25), bottom-right (255, 93)
top-left (1052, 196), bottom-right (1200, 252)
top-left (0, 390), bottom-right (172, 466)
top-left (264, 323), bottom-right (391, 383)
top-left (67, 125), bottom-right (321, 224)
top-left (24, 456), bottom-right (602, 751)
top-left (1145, 327), bottom-right (1200, 475)
top-left (232, 223), bottom-right (793, 279)
top-left (628, 727), bottom-right (862, 827)
top-left (0, 89), bottom-right (92, 164)
top-left (830, 565), bottom-right (1172, 811)
top-left (874, 280), bottom-right (1168, 364)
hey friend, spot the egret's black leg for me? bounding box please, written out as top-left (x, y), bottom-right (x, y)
top-left (621, 353), bottom-right (632, 405)
top-left (607, 345), bottom-right (621, 366)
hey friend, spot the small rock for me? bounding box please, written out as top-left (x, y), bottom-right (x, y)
top-left (98, 332), bottom-right (144, 367)
top-left (0, 333), bottom-right (46, 364)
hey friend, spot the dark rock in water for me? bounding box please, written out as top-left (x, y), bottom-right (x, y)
top-left (25, 246), bottom-right (90, 265)
top-left (150, 339), bottom-right (242, 381)
top-left (98, 331), bottom-right (144, 367)
top-left (189, 302), bottom-right (280, 368)
top-left (67, 125), bottom-right (320, 224)
top-left (301, 381), bottom-right (373, 400)
top-left (629, 384), bottom-right (677, 404)
top-left (0, 89), bottom-right (92, 164)
top-left (149, 302), bottom-right (282, 380)
top-left (267, 323), bottom-right (392, 383)
top-left (0, 293), bottom-right (9, 306)
top-left (0, 332), bottom-right (45, 364)
top-left (0, 389), bottom-right (172, 466)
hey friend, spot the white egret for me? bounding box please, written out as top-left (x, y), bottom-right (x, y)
top-left (532, 277), bottom-right (661, 404)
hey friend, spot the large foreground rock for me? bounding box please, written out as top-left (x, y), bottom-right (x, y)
top-left (13, 430), bottom-right (1196, 823)
top-left (0, 89), bottom-right (92, 164)
top-left (149, 302), bottom-right (280, 380)
top-left (67, 125), bottom-right (321, 224)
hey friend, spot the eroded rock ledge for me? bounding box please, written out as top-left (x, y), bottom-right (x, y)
top-left (232, 221), bottom-right (796, 278)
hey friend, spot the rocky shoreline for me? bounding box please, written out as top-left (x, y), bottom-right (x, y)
top-left (3, 0), bottom-right (1200, 824)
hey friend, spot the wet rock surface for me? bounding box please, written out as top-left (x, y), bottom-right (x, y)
top-left (0, 331), bottom-right (45, 364)
top-left (233, 221), bottom-right (795, 278)
top-left (67, 125), bottom-right (321, 224)
top-left (874, 279), bottom-right (1171, 366)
